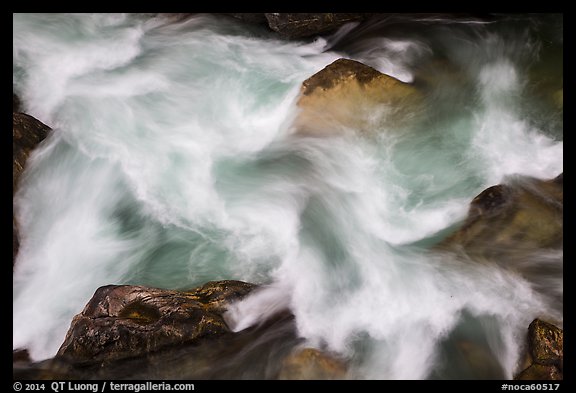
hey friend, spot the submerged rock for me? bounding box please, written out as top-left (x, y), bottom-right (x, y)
top-left (515, 319), bottom-right (563, 380)
top-left (278, 347), bottom-right (348, 380)
top-left (56, 280), bottom-right (256, 363)
top-left (293, 58), bottom-right (423, 136)
top-left (515, 364), bottom-right (562, 380)
top-left (436, 174), bottom-right (563, 259)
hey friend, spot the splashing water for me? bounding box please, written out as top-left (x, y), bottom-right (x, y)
top-left (13, 13), bottom-right (562, 379)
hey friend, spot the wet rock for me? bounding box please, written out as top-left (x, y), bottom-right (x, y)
top-left (515, 364), bottom-right (562, 380)
top-left (528, 319), bottom-right (563, 367)
top-left (514, 319), bottom-right (563, 380)
top-left (278, 347), bottom-right (348, 380)
top-left (13, 112), bottom-right (51, 193)
top-left (265, 13), bottom-right (367, 39)
top-left (293, 58), bottom-right (423, 136)
top-left (13, 108), bottom-right (52, 265)
top-left (56, 280), bottom-right (257, 363)
top-left (553, 172), bottom-right (563, 184)
top-left (13, 348), bottom-right (30, 363)
top-left (13, 218), bottom-right (19, 264)
top-left (436, 174), bottom-right (563, 258)
top-left (13, 93), bottom-right (21, 112)
top-left (514, 319), bottom-right (564, 380)
top-left (225, 13), bottom-right (268, 25)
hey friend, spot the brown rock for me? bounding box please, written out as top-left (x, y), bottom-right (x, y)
top-left (293, 58), bottom-right (423, 137)
top-left (436, 174), bottom-right (563, 258)
top-left (515, 364), bottom-right (562, 380)
top-left (225, 13), bottom-right (267, 25)
top-left (56, 280), bottom-right (257, 363)
top-left (528, 319), bottom-right (563, 367)
top-left (13, 349), bottom-right (30, 363)
top-left (13, 112), bottom-right (51, 193)
top-left (278, 347), bottom-right (348, 380)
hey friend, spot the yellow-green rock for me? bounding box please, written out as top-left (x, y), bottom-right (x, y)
top-left (293, 58), bottom-right (424, 137)
top-left (436, 174), bottom-right (563, 259)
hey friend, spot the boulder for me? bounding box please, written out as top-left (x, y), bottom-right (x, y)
top-left (264, 13), bottom-right (367, 39)
top-left (13, 107), bottom-right (52, 265)
top-left (436, 174), bottom-right (563, 258)
top-left (277, 347), bottom-right (348, 380)
top-left (515, 319), bottom-right (563, 380)
top-left (56, 280), bottom-right (257, 363)
top-left (293, 58), bottom-right (423, 136)
top-left (527, 319), bottom-right (563, 367)
top-left (13, 112), bottom-right (51, 193)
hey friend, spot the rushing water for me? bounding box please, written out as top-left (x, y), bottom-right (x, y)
top-left (13, 13), bottom-right (562, 380)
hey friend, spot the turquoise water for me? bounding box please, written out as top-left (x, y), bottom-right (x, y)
top-left (13, 13), bottom-right (562, 379)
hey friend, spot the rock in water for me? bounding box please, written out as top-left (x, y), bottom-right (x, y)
top-left (292, 58), bottom-right (423, 137)
top-left (436, 174), bottom-right (563, 259)
top-left (515, 364), bottom-right (562, 380)
top-left (13, 93), bottom-right (21, 112)
top-left (225, 13), bottom-right (268, 25)
top-left (277, 347), bottom-right (348, 380)
top-left (57, 280), bottom-right (256, 363)
top-left (13, 108), bottom-right (52, 264)
top-left (265, 13), bottom-right (367, 39)
top-left (515, 319), bottom-right (563, 380)
top-left (13, 112), bottom-right (51, 193)
top-left (527, 319), bottom-right (563, 367)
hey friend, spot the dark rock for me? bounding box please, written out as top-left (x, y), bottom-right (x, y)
top-left (13, 112), bottom-right (51, 193)
top-left (13, 93), bottom-right (21, 112)
top-left (13, 218), bottom-right (19, 264)
top-left (265, 13), bottom-right (367, 39)
top-left (553, 172), bottom-right (562, 184)
top-left (13, 111), bottom-right (52, 266)
top-left (225, 13), bottom-right (267, 25)
top-left (528, 319), bottom-right (563, 367)
top-left (13, 348), bottom-right (30, 363)
top-left (293, 58), bottom-right (423, 136)
top-left (13, 357), bottom-right (80, 380)
top-left (515, 364), bottom-right (562, 380)
top-left (277, 347), bottom-right (348, 380)
top-left (56, 280), bottom-right (257, 363)
top-left (18, 308), bottom-right (298, 380)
